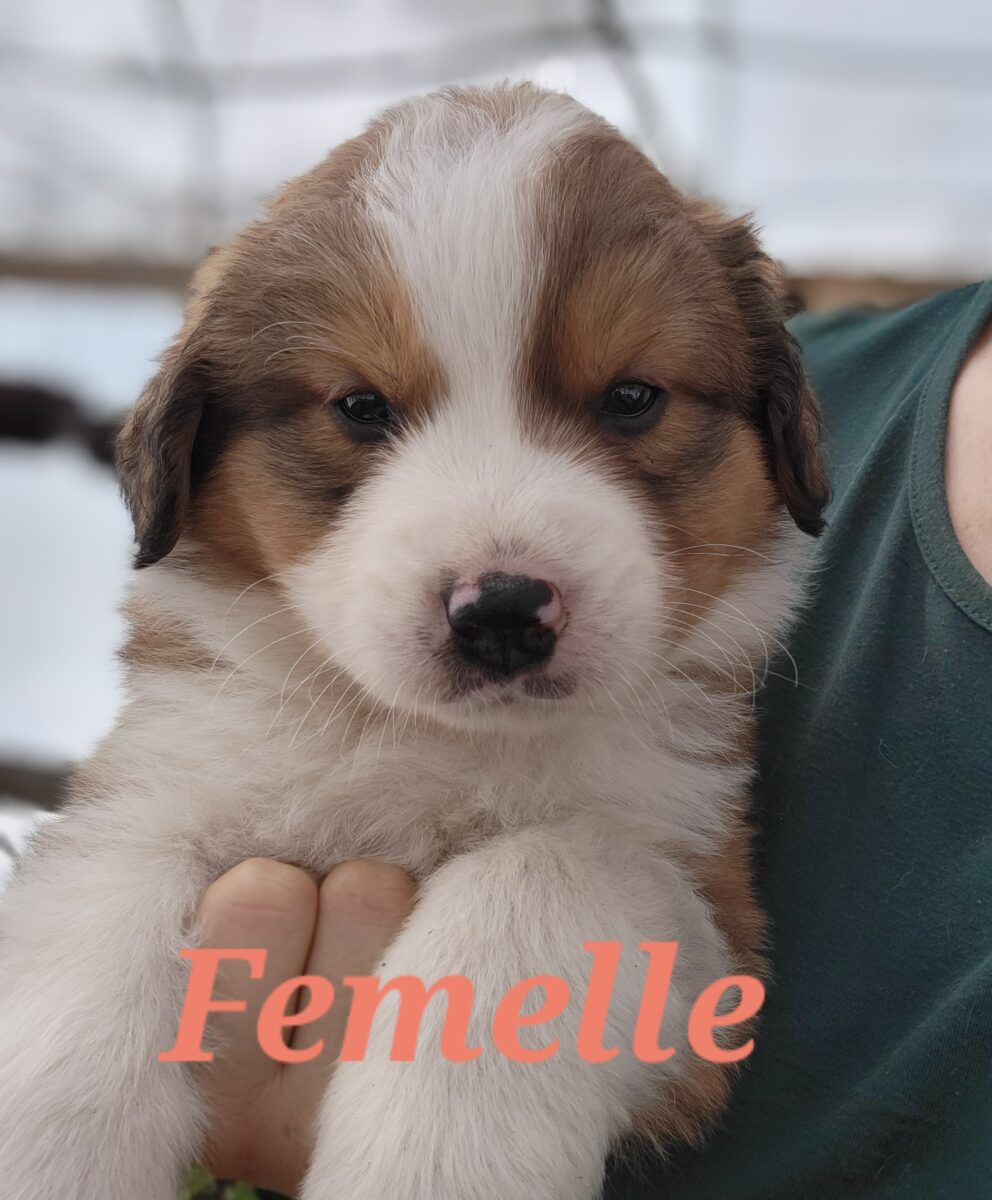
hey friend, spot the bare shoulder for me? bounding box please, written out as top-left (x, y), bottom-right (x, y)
top-left (946, 313), bottom-right (992, 586)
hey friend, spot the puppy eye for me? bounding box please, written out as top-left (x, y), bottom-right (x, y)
top-left (334, 390), bottom-right (398, 442)
top-left (337, 390), bottom-right (393, 426)
top-left (599, 381), bottom-right (665, 423)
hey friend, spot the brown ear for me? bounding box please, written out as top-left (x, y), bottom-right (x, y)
top-left (115, 341), bottom-right (211, 567)
top-left (758, 322), bottom-right (831, 536)
top-left (689, 200), bottom-right (830, 536)
top-left (115, 246), bottom-right (242, 568)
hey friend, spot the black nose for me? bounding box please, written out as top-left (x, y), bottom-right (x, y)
top-left (447, 573), bottom-right (559, 679)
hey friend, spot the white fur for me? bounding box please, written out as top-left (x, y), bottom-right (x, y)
top-left (0, 88), bottom-right (810, 1200)
top-left (365, 89), bottom-right (597, 409)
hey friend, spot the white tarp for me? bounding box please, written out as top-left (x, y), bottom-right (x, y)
top-left (2, 0), bottom-right (991, 278)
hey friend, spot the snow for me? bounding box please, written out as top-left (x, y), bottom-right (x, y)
top-left (0, 282), bottom-right (177, 764)
top-left (0, 442), bottom-right (131, 763)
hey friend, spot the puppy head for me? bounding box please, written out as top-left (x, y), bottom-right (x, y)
top-left (118, 84), bottom-right (827, 730)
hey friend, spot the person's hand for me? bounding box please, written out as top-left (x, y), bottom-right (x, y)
top-left (194, 858), bottom-right (417, 1196)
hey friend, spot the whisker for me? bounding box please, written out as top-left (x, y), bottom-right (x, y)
top-left (267, 646), bottom-right (335, 737)
top-left (375, 683), bottom-right (406, 764)
top-left (337, 673), bottom-right (389, 760)
top-left (664, 616), bottom-right (757, 693)
top-left (290, 668), bottom-right (358, 749)
top-left (628, 645), bottom-right (734, 708)
top-left (669, 589), bottom-right (800, 687)
top-left (211, 626), bottom-right (317, 711)
top-left (665, 541), bottom-right (778, 564)
top-left (278, 635), bottom-right (331, 708)
top-left (210, 604), bottom-right (299, 673)
top-left (222, 572), bottom-right (280, 624)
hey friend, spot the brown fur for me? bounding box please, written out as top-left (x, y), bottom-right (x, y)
top-left (632, 1056), bottom-right (733, 1149)
top-left (117, 122), bottom-right (442, 576)
top-left (119, 599), bottom-right (214, 673)
top-left (686, 198), bottom-right (830, 535)
top-left (636, 790), bottom-right (768, 1148)
top-left (520, 124), bottom-right (816, 657)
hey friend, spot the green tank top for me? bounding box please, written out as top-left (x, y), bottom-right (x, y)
top-left (606, 282), bottom-right (992, 1199)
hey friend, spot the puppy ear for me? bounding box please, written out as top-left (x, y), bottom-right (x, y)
top-left (758, 322), bottom-right (831, 536)
top-left (116, 340), bottom-right (211, 568)
top-left (690, 200), bottom-right (830, 536)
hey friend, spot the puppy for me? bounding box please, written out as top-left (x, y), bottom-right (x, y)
top-left (0, 83), bottom-right (827, 1199)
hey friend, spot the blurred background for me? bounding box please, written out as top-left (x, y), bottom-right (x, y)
top-left (2, 0), bottom-right (992, 846)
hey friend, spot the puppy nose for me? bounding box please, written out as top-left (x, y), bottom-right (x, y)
top-left (446, 573), bottom-right (563, 679)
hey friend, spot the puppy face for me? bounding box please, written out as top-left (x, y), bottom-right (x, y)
top-left (118, 85), bottom-right (827, 731)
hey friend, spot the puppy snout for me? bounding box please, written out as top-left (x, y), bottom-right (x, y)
top-left (446, 573), bottom-right (563, 679)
